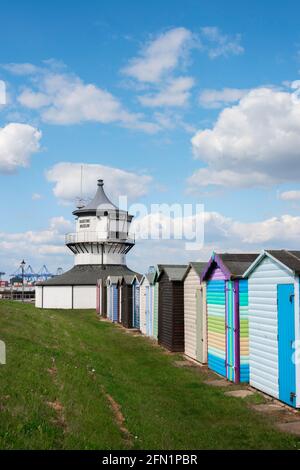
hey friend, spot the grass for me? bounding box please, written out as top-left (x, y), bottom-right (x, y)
top-left (0, 300), bottom-right (299, 450)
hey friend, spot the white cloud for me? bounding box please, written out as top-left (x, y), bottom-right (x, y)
top-left (46, 162), bottom-right (152, 205)
top-left (198, 87), bottom-right (248, 109)
top-left (278, 190), bottom-right (300, 201)
top-left (128, 209), bottom-right (300, 272)
top-left (2, 62), bottom-right (43, 75)
top-left (190, 87), bottom-right (300, 189)
top-left (201, 26), bottom-right (244, 59)
top-left (0, 216), bottom-right (73, 276)
top-left (14, 68), bottom-right (160, 133)
top-left (0, 123), bottom-right (42, 173)
top-left (139, 76), bottom-right (195, 107)
top-left (19, 89), bottom-right (52, 109)
top-left (122, 27), bottom-right (193, 83)
top-left (32, 193), bottom-right (42, 200)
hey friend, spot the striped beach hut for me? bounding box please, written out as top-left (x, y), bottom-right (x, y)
top-left (132, 275), bottom-right (142, 329)
top-left (244, 250), bottom-right (300, 407)
top-left (157, 265), bottom-right (187, 352)
top-left (201, 253), bottom-right (258, 383)
top-left (183, 262), bottom-right (207, 363)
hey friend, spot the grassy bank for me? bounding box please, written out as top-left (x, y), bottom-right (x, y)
top-left (0, 301), bottom-right (298, 450)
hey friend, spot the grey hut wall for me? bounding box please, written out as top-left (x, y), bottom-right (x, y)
top-left (120, 283), bottom-right (133, 329)
top-left (158, 271), bottom-right (184, 352)
top-left (102, 284), bottom-right (107, 318)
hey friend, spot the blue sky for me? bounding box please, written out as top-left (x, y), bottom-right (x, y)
top-left (1, 0), bottom-right (300, 276)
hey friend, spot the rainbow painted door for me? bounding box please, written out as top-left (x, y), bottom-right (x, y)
top-left (277, 284), bottom-right (296, 407)
top-left (226, 281), bottom-right (236, 382)
top-left (207, 280), bottom-right (226, 377)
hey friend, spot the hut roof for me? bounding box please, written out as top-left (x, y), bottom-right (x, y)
top-left (157, 264), bottom-right (188, 282)
top-left (37, 264), bottom-right (138, 286)
top-left (183, 261), bottom-right (207, 280)
top-left (243, 249), bottom-right (300, 277)
top-left (201, 253), bottom-right (259, 281)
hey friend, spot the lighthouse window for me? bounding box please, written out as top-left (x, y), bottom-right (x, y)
top-left (79, 218), bottom-right (90, 228)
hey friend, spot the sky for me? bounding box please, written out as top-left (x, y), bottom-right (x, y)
top-left (1, 0), bottom-right (300, 277)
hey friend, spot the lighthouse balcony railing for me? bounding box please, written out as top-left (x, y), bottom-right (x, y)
top-left (65, 231), bottom-right (135, 245)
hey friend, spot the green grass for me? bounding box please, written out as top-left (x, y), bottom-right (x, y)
top-left (0, 300), bottom-right (299, 450)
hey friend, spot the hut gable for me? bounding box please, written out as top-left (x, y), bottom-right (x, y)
top-left (201, 253), bottom-right (258, 281)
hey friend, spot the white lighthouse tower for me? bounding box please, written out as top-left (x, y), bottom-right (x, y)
top-left (66, 179), bottom-right (134, 266)
top-left (35, 179), bottom-right (138, 309)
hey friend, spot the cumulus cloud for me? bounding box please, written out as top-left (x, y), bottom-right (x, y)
top-left (138, 76), bottom-right (195, 108)
top-left (201, 26), bottom-right (244, 59)
top-left (278, 190), bottom-right (300, 201)
top-left (122, 27), bottom-right (193, 83)
top-left (46, 162), bottom-right (153, 205)
top-left (16, 70), bottom-right (159, 133)
top-left (0, 216), bottom-right (73, 276)
top-left (128, 209), bottom-right (300, 272)
top-left (189, 87), bottom-right (300, 190)
top-left (0, 123), bottom-right (42, 173)
top-left (198, 87), bottom-right (248, 108)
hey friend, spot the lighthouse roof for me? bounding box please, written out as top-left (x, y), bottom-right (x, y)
top-left (73, 179), bottom-right (118, 217)
top-left (37, 264), bottom-right (139, 286)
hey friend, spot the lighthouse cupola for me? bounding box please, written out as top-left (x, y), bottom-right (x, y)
top-left (65, 179), bottom-right (134, 265)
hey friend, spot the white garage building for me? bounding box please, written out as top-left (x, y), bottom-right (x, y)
top-left (35, 179), bottom-right (137, 309)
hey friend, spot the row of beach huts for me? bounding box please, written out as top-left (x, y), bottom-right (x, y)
top-left (96, 250), bottom-right (300, 409)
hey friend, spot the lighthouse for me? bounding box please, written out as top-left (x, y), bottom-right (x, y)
top-left (35, 179), bottom-right (138, 309)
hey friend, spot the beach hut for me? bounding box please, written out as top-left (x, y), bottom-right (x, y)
top-left (132, 275), bottom-right (142, 329)
top-left (152, 269), bottom-right (159, 340)
top-left (96, 278), bottom-right (107, 317)
top-left (118, 275), bottom-right (135, 329)
top-left (183, 262), bottom-right (207, 363)
top-left (201, 253), bottom-right (258, 383)
top-left (157, 265), bottom-right (187, 352)
top-left (243, 250), bottom-right (300, 408)
top-left (139, 270), bottom-right (156, 337)
top-left (106, 276), bottom-right (120, 322)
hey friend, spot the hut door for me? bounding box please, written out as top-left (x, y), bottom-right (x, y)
top-left (196, 286), bottom-right (204, 363)
top-left (112, 285), bottom-right (118, 322)
top-left (134, 285), bottom-right (140, 328)
top-left (225, 281), bottom-right (239, 383)
top-left (277, 284), bottom-right (296, 407)
top-left (146, 286), bottom-right (150, 335)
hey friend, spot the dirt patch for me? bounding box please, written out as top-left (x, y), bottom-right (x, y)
top-left (46, 399), bottom-right (63, 412)
top-left (100, 385), bottom-right (134, 447)
top-left (47, 357), bottom-right (57, 378)
top-left (46, 400), bottom-right (66, 429)
top-left (204, 378), bottom-right (232, 387)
